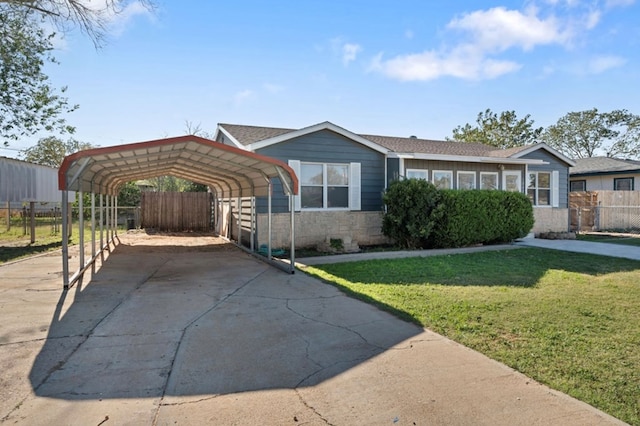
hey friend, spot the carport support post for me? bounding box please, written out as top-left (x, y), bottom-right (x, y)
top-left (79, 190), bottom-right (85, 270)
top-left (91, 192), bottom-right (96, 274)
top-left (99, 193), bottom-right (104, 255)
top-left (104, 195), bottom-right (110, 250)
top-left (250, 197), bottom-right (255, 252)
top-left (290, 194), bottom-right (295, 273)
top-left (267, 180), bottom-right (272, 260)
top-left (237, 196), bottom-right (241, 244)
top-left (114, 196), bottom-right (118, 236)
top-left (61, 190), bottom-right (69, 289)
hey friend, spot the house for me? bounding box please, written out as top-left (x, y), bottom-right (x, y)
top-left (569, 157), bottom-right (640, 191)
top-left (213, 121), bottom-right (575, 249)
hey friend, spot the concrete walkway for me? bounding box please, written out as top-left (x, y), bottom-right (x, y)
top-left (0, 234), bottom-right (628, 425)
top-left (298, 236), bottom-right (640, 266)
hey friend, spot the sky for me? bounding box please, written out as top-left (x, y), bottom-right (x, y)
top-left (2, 0), bottom-right (640, 158)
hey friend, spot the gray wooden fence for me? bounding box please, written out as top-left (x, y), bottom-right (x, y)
top-left (141, 192), bottom-right (212, 231)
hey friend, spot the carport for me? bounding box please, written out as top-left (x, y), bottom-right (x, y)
top-left (58, 135), bottom-right (299, 289)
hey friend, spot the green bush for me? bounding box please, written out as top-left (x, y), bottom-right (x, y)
top-left (381, 179), bottom-right (442, 249)
top-left (382, 180), bottom-right (534, 249)
top-left (431, 190), bottom-right (534, 248)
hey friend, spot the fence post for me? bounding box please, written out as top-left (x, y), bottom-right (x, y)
top-left (5, 201), bottom-right (10, 231)
top-left (29, 201), bottom-right (35, 243)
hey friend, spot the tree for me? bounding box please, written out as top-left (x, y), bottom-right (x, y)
top-left (0, 5), bottom-right (77, 146)
top-left (449, 109), bottom-right (543, 149)
top-left (21, 135), bottom-right (94, 167)
top-left (541, 108), bottom-right (640, 159)
top-left (1, 0), bottom-right (155, 47)
top-left (117, 181), bottom-right (141, 206)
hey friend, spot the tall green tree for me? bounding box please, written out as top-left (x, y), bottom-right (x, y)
top-left (21, 136), bottom-right (94, 167)
top-left (449, 109), bottom-right (543, 149)
top-left (0, 5), bottom-right (77, 146)
top-left (541, 108), bottom-right (640, 159)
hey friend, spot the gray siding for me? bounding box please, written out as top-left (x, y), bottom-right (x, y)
top-left (521, 150), bottom-right (570, 208)
top-left (255, 129), bottom-right (386, 213)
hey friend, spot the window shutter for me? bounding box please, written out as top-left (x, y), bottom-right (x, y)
top-left (288, 160), bottom-right (301, 211)
top-left (350, 162), bottom-right (361, 211)
top-left (552, 170), bottom-right (559, 207)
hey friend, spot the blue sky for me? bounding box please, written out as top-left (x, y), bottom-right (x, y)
top-left (3, 0), bottom-right (639, 157)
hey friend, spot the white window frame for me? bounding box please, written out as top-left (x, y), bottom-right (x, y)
top-left (406, 169), bottom-right (428, 180)
top-left (432, 170), bottom-right (453, 189)
top-left (288, 160), bottom-right (361, 212)
top-left (503, 171), bottom-right (522, 193)
top-left (480, 172), bottom-right (498, 190)
top-left (457, 171), bottom-right (476, 190)
top-left (527, 171), bottom-right (553, 207)
top-left (527, 171), bottom-right (555, 207)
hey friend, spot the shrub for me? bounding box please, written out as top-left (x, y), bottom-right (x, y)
top-left (382, 180), bottom-right (534, 249)
top-left (431, 190), bottom-right (534, 248)
top-left (381, 179), bottom-right (441, 249)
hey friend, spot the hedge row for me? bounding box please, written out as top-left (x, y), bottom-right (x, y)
top-left (382, 179), bottom-right (534, 249)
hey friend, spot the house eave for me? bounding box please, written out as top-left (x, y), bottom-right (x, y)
top-left (214, 125), bottom-right (248, 150)
top-left (247, 121), bottom-right (390, 155)
top-left (387, 152), bottom-right (547, 165)
top-left (509, 143), bottom-right (576, 167)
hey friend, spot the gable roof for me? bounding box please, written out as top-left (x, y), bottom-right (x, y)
top-left (570, 156), bottom-right (640, 176)
top-left (217, 121), bottom-right (570, 165)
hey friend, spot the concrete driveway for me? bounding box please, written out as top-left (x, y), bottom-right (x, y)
top-left (0, 233), bottom-right (625, 425)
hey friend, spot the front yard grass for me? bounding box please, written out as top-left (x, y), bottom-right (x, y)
top-left (303, 247), bottom-right (640, 425)
top-left (577, 232), bottom-right (640, 247)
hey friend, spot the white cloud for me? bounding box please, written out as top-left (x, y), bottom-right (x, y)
top-left (263, 83), bottom-right (284, 94)
top-left (372, 6), bottom-right (567, 81)
top-left (588, 55), bottom-right (626, 73)
top-left (342, 43), bottom-right (362, 66)
top-left (105, 1), bottom-right (153, 36)
top-left (605, 0), bottom-right (635, 7)
top-left (330, 38), bottom-right (362, 66)
top-left (233, 89), bottom-right (254, 106)
top-left (370, 44), bottom-right (521, 81)
top-left (447, 7), bottom-right (572, 52)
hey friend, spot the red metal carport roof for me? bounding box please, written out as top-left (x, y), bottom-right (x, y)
top-left (58, 135), bottom-right (298, 197)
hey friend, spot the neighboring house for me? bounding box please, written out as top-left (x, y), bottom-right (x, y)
top-left (569, 157), bottom-right (640, 192)
top-left (214, 121), bottom-right (575, 249)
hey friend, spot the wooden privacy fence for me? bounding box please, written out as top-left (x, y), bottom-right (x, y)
top-left (141, 192), bottom-right (213, 232)
top-left (570, 191), bottom-right (640, 232)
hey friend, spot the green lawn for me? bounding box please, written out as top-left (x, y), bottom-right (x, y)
top-left (577, 232), bottom-right (640, 247)
top-left (0, 222), bottom-right (109, 264)
top-left (303, 248), bottom-right (640, 425)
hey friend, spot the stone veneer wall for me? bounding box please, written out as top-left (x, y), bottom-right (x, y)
top-left (254, 211), bottom-right (389, 249)
top-left (531, 208), bottom-right (570, 234)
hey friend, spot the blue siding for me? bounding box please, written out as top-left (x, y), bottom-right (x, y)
top-left (255, 129), bottom-right (386, 213)
top-left (387, 158), bottom-right (400, 185)
top-left (521, 149), bottom-right (571, 208)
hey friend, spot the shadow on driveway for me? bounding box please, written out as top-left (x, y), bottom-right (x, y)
top-left (29, 240), bottom-right (422, 400)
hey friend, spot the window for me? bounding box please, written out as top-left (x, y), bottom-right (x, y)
top-left (480, 172), bottom-right (498, 190)
top-left (570, 180), bottom-right (586, 192)
top-left (406, 169), bottom-right (428, 180)
top-left (503, 171), bottom-right (522, 192)
top-left (432, 170), bottom-right (453, 189)
top-left (457, 172), bottom-right (476, 190)
top-left (300, 163), bottom-right (349, 209)
top-left (614, 177), bottom-right (634, 191)
top-left (528, 172), bottom-right (551, 206)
